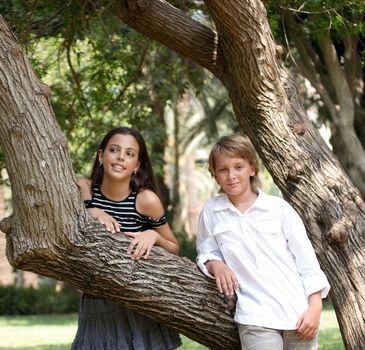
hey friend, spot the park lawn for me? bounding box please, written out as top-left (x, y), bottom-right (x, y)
top-left (319, 302), bottom-right (345, 350)
top-left (0, 314), bottom-right (207, 350)
top-left (0, 303), bottom-right (344, 350)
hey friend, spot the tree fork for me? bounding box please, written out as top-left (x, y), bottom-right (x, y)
top-left (113, 0), bottom-right (365, 347)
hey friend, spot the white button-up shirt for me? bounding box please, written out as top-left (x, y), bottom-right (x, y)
top-left (196, 190), bottom-right (330, 330)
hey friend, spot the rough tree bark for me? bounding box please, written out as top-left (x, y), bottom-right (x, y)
top-left (1, 0), bottom-right (365, 349)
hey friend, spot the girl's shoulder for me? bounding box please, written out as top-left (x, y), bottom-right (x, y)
top-left (78, 177), bottom-right (92, 201)
top-left (136, 188), bottom-right (161, 206)
top-left (136, 189), bottom-right (164, 218)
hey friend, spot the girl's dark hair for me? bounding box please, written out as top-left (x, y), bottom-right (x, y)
top-left (89, 127), bottom-right (159, 196)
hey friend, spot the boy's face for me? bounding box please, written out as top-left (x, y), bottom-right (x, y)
top-left (213, 151), bottom-right (255, 199)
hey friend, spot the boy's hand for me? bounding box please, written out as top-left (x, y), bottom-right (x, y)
top-left (296, 291), bottom-right (322, 339)
top-left (205, 260), bottom-right (240, 298)
top-left (88, 208), bottom-right (121, 234)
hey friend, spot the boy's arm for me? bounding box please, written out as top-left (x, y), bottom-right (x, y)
top-left (295, 291), bottom-right (322, 340)
top-left (205, 260), bottom-right (240, 298)
top-left (282, 201), bottom-right (330, 298)
top-left (196, 208), bottom-right (224, 277)
top-left (196, 208), bottom-right (240, 297)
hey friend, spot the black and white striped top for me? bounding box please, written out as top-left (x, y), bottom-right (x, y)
top-left (85, 186), bottom-right (167, 232)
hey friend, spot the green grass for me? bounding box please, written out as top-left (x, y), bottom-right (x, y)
top-left (0, 314), bottom-right (207, 350)
top-left (0, 314), bottom-right (77, 350)
top-left (0, 304), bottom-right (344, 349)
top-left (318, 303), bottom-right (345, 350)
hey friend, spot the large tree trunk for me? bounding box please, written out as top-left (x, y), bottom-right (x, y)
top-left (0, 15), bottom-right (239, 349)
top-left (114, 0), bottom-right (365, 348)
top-left (1, 0), bottom-right (365, 349)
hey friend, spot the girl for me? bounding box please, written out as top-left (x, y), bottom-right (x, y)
top-left (72, 126), bottom-right (181, 350)
top-left (196, 135), bottom-right (330, 350)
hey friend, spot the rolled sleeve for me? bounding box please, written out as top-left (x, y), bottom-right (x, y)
top-left (196, 252), bottom-right (223, 278)
top-left (196, 206), bottom-right (223, 279)
top-left (302, 273), bottom-right (330, 298)
top-left (282, 201), bottom-right (331, 299)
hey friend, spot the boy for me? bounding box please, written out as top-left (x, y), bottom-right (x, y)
top-left (196, 135), bottom-right (330, 350)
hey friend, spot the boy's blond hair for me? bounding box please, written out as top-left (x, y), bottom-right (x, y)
top-left (208, 135), bottom-right (261, 192)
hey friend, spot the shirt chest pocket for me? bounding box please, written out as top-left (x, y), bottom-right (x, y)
top-left (255, 221), bottom-right (282, 238)
top-left (251, 220), bottom-right (286, 274)
top-left (255, 221), bottom-right (288, 260)
top-left (212, 223), bottom-right (237, 249)
top-left (213, 223), bottom-right (232, 234)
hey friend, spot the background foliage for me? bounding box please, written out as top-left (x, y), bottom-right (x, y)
top-left (0, 285), bottom-right (79, 315)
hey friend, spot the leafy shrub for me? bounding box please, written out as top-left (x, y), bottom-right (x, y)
top-left (175, 230), bottom-right (197, 262)
top-left (0, 285), bottom-right (80, 315)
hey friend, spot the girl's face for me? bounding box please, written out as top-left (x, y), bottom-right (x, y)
top-left (98, 134), bottom-right (140, 183)
top-left (213, 151), bottom-right (255, 200)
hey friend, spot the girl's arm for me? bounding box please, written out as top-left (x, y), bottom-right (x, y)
top-left (78, 177), bottom-right (120, 233)
top-left (124, 189), bottom-right (179, 259)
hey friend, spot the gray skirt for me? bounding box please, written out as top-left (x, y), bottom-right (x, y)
top-left (71, 294), bottom-right (182, 350)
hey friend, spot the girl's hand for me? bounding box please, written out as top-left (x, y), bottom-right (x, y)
top-left (88, 208), bottom-right (121, 234)
top-left (124, 230), bottom-right (159, 260)
top-left (205, 260), bottom-right (240, 298)
top-left (296, 292), bottom-right (322, 339)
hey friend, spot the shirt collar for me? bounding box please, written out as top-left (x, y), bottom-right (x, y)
top-left (250, 189), bottom-right (271, 211)
top-left (213, 189), bottom-right (271, 212)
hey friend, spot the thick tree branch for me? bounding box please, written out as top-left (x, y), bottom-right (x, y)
top-left (319, 36), bottom-right (365, 196)
top-left (113, 0), bottom-right (223, 77)
top-left (281, 10), bottom-right (365, 198)
top-left (18, 218), bottom-right (240, 349)
top-left (320, 36), bottom-right (355, 126)
top-left (282, 12), bottom-right (338, 121)
top-left (343, 34), bottom-right (363, 107)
